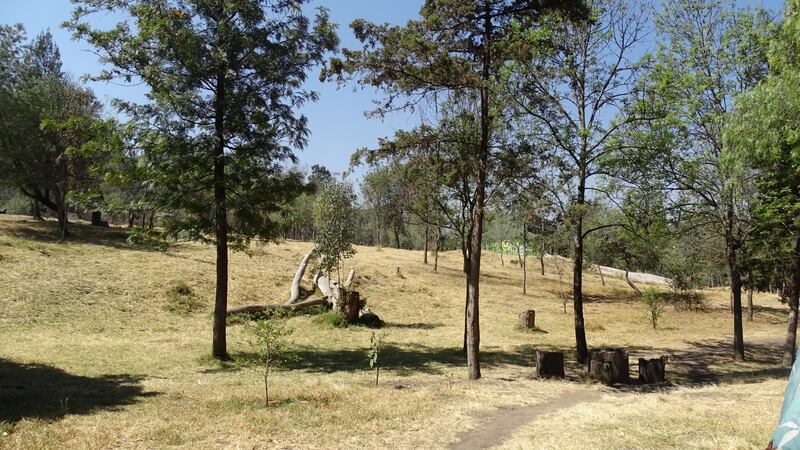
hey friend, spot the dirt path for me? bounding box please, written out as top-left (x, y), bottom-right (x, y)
top-left (449, 389), bottom-right (607, 450)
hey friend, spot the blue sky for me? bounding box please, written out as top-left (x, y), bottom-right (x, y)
top-left (3, 0), bottom-right (786, 181)
top-left (3, 0), bottom-right (424, 180)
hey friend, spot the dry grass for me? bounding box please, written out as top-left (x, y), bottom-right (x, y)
top-left (0, 214), bottom-right (791, 449)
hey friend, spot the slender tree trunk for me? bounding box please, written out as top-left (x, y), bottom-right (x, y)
top-left (782, 236), bottom-right (800, 366)
top-left (748, 289), bottom-right (754, 321)
top-left (56, 197), bottom-right (69, 239)
top-left (434, 227), bottom-right (440, 272)
top-left (394, 228), bottom-right (401, 249)
top-left (212, 66), bottom-right (229, 360)
top-left (463, 273), bottom-right (469, 354)
top-left (520, 222), bottom-right (527, 294)
top-left (539, 241), bottom-right (546, 276)
top-left (572, 174), bottom-right (588, 364)
top-left (727, 241), bottom-right (745, 361)
top-left (423, 226), bottom-right (429, 264)
top-left (127, 210), bottom-right (134, 228)
top-left (597, 265), bottom-right (606, 286)
top-left (32, 200), bottom-right (42, 220)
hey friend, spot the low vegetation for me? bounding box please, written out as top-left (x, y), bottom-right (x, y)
top-left (0, 216), bottom-right (789, 448)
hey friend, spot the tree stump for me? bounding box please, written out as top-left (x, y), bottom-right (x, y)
top-left (536, 351), bottom-right (565, 379)
top-left (638, 356), bottom-right (668, 384)
top-left (517, 310), bottom-right (536, 329)
top-left (91, 211), bottom-right (108, 227)
top-left (335, 288), bottom-right (360, 324)
top-left (588, 349), bottom-right (629, 385)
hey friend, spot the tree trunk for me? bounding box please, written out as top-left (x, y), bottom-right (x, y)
top-left (748, 289), bottom-right (754, 322)
top-left (783, 236), bottom-right (800, 366)
top-left (127, 210), bottom-right (134, 228)
top-left (423, 226), bottom-right (429, 264)
top-left (212, 65), bottom-right (229, 360)
top-left (288, 249), bottom-right (315, 304)
top-left (536, 351), bottom-right (565, 379)
top-left (335, 288), bottom-right (360, 324)
top-left (394, 228), bottom-right (401, 249)
top-left (517, 310), bottom-right (535, 329)
top-left (227, 297), bottom-right (328, 315)
top-left (434, 227), bottom-right (440, 272)
top-left (596, 265), bottom-right (606, 287)
top-left (32, 200), bottom-right (42, 220)
top-left (56, 198), bottom-right (69, 239)
top-left (588, 349), bottom-right (629, 385)
top-left (539, 241), bottom-right (546, 276)
top-left (624, 267), bottom-right (642, 296)
top-left (521, 245), bottom-right (527, 295)
top-left (638, 356), bottom-right (667, 384)
top-left (573, 178), bottom-right (588, 364)
top-left (727, 241), bottom-right (745, 361)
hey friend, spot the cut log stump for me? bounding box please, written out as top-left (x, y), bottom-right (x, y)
top-left (91, 211), bottom-right (109, 227)
top-left (536, 351), bottom-right (565, 379)
top-left (638, 356), bottom-right (668, 384)
top-left (588, 349), bottom-right (629, 385)
top-left (336, 288), bottom-right (360, 324)
top-left (517, 310), bottom-right (536, 329)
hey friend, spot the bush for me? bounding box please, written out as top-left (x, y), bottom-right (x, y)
top-left (127, 226), bottom-right (169, 251)
top-left (165, 281), bottom-right (203, 314)
top-left (663, 290), bottom-right (708, 312)
top-left (641, 288), bottom-right (665, 329)
top-left (312, 312), bottom-right (348, 328)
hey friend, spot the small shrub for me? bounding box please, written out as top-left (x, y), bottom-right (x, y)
top-left (664, 290), bottom-right (708, 312)
top-left (165, 282), bottom-right (203, 314)
top-left (367, 332), bottom-right (387, 386)
top-left (127, 226), bottom-right (169, 251)
top-left (237, 311), bottom-right (295, 406)
top-left (312, 311), bottom-right (347, 328)
top-left (641, 288), bottom-right (665, 329)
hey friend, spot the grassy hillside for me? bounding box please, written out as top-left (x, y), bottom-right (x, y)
top-left (0, 214), bottom-right (790, 449)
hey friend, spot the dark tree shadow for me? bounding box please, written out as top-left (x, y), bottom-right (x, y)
top-left (228, 343), bottom-right (537, 376)
top-left (384, 322), bottom-right (445, 330)
top-left (2, 219), bottom-right (156, 252)
top-left (0, 359), bottom-right (157, 423)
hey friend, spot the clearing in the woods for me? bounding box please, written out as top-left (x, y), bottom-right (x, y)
top-left (0, 215), bottom-right (789, 449)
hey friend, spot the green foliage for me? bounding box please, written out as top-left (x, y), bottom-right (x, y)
top-left (367, 331), bottom-right (387, 386)
top-left (313, 180), bottom-right (357, 276)
top-left (312, 312), bottom-right (348, 329)
top-left (66, 0), bottom-right (338, 250)
top-left (164, 281), bottom-right (203, 314)
top-left (663, 290), bottom-right (708, 313)
top-left (0, 27), bottom-right (114, 235)
top-left (238, 311), bottom-right (296, 406)
top-left (127, 226), bottom-right (169, 251)
top-left (641, 288), bottom-right (665, 329)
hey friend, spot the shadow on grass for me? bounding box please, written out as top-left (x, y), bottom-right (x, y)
top-left (226, 343), bottom-right (536, 376)
top-left (384, 322), bottom-right (445, 330)
top-left (0, 359), bottom-right (156, 423)
top-left (2, 219), bottom-right (161, 253)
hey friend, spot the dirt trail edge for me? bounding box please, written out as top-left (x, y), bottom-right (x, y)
top-left (449, 389), bottom-right (608, 450)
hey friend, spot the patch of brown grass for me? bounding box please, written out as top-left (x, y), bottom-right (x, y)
top-left (0, 214), bottom-right (790, 448)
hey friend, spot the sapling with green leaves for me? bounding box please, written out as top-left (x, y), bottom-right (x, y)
top-left (240, 311), bottom-right (296, 406)
top-left (641, 289), bottom-right (665, 330)
top-left (313, 180), bottom-right (357, 281)
top-left (367, 332), bottom-right (387, 386)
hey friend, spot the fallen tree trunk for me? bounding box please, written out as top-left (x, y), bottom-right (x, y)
top-left (227, 297), bottom-right (328, 315)
top-left (288, 249), bottom-right (316, 304)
